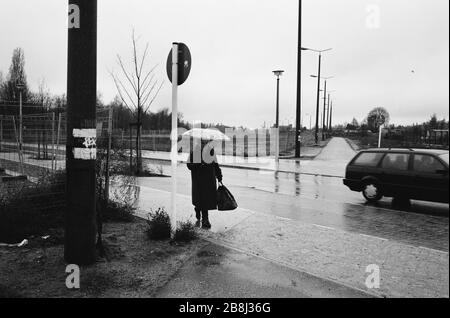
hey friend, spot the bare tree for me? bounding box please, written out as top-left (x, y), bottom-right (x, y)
top-left (110, 30), bottom-right (163, 175)
top-left (32, 79), bottom-right (52, 159)
top-left (36, 78), bottom-right (52, 109)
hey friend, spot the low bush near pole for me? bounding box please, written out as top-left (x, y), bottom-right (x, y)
top-left (146, 208), bottom-right (171, 241)
top-left (172, 220), bottom-right (198, 243)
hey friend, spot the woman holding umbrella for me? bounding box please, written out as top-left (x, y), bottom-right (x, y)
top-left (185, 129), bottom-right (226, 229)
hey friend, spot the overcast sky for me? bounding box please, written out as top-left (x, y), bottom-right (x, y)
top-left (0, 0), bottom-right (448, 128)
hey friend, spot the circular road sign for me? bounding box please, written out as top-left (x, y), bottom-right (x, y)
top-left (167, 43), bottom-right (192, 86)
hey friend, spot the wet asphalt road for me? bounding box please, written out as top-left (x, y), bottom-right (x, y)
top-left (135, 137), bottom-right (448, 252)
top-left (135, 162), bottom-right (449, 252)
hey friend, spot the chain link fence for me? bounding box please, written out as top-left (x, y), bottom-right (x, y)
top-left (1, 109), bottom-right (113, 244)
top-left (0, 109), bottom-right (113, 178)
top-left (113, 128), bottom-right (296, 157)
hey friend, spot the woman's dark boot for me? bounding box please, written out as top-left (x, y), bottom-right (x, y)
top-left (195, 207), bottom-right (201, 227)
top-left (201, 210), bottom-right (211, 229)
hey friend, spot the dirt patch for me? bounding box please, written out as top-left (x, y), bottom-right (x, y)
top-left (0, 218), bottom-right (207, 298)
top-left (194, 248), bottom-right (223, 267)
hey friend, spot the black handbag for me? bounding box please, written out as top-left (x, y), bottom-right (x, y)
top-left (217, 182), bottom-right (238, 211)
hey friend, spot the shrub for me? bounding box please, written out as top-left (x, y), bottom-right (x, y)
top-left (100, 200), bottom-right (135, 223)
top-left (0, 171), bottom-right (65, 244)
top-left (172, 220), bottom-right (198, 243)
top-left (146, 208), bottom-right (171, 240)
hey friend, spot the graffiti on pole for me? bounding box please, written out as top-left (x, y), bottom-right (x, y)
top-left (73, 128), bottom-right (96, 160)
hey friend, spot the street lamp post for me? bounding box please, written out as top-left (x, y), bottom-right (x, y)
top-left (273, 70), bottom-right (284, 165)
top-left (310, 73), bottom-right (334, 143)
top-left (326, 93), bottom-right (330, 137)
top-left (319, 78), bottom-right (334, 141)
top-left (314, 54), bottom-right (321, 144)
top-left (302, 48), bottom-right (332, 144)
top-left (322, 80), bottom-right (327, 140)
top-left (323, 90), bottom-right (335, 137)
top-left (295, 0), bottom-right (302, 158)
top-left (329, 100), bottom-right (333, 133)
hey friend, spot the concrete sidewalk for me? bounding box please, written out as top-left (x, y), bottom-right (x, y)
top-left (131, 185), bottom-right (449, 298)
top-left (155, 243), bottom-right (372, 298)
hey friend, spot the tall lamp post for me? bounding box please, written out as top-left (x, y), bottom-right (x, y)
top-left (295, 0), bottom-right (302, 158)
top-left (273, 70), bottom-right (284, 165)
top-left (311, 75), bottom-right (334, 141)
top-left (325, 92), bottom-right (336, 137)
top-left (329, 100), bottom-right (333, 133)
top-left (323, 90), bottom-right (335, 137)
top-left (326, 93), bottom-right (330, 133)
top-left (301, 47), bottom-right (332, 144)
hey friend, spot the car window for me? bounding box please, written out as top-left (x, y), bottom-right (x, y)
top-left (414, 155), bottom-right (445, 173)
top-left (381, 153), bottom-right (409, 171)
top-left (353, 152), bottom-right (384, 167)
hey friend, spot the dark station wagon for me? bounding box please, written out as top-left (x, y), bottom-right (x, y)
top-left (344, 149), bottom-right (449, 203)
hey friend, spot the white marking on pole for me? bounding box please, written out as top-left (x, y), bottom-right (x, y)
top-left (171, 43), bottom-right (179, 234)
top-left (73, 148), bottom-right (96, 160)
top-left (73, 129), bottom-right (96, 138)
top-left (73, 129), bottom-right (97, 160)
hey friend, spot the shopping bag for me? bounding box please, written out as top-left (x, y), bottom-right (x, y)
top-left (217, 182), bottom-right (238, 211)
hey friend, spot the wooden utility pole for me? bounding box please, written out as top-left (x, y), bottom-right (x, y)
top-left (65, 0), bottom-right (98, 265)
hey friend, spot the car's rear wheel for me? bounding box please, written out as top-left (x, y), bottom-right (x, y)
top-left (362, 181), bottom-right (383, 203)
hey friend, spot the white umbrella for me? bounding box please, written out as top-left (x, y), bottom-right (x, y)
top-left (182, 128), bottom-right (230, 141)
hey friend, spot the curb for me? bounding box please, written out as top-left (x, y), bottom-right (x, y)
top-left (143, 156), bottom-right (344, 179)
top-left (344, 138), bottom-right (360, 152)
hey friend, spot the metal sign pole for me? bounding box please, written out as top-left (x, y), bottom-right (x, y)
top-left (171, 43), bottom-right (179, 234)
top-left (377, 113), bottom-right (384, 148)
top-left (378, 126), bottom-right (383, 148)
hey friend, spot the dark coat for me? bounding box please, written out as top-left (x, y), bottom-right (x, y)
top-left (187, 147), bottom-right (222, 210)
